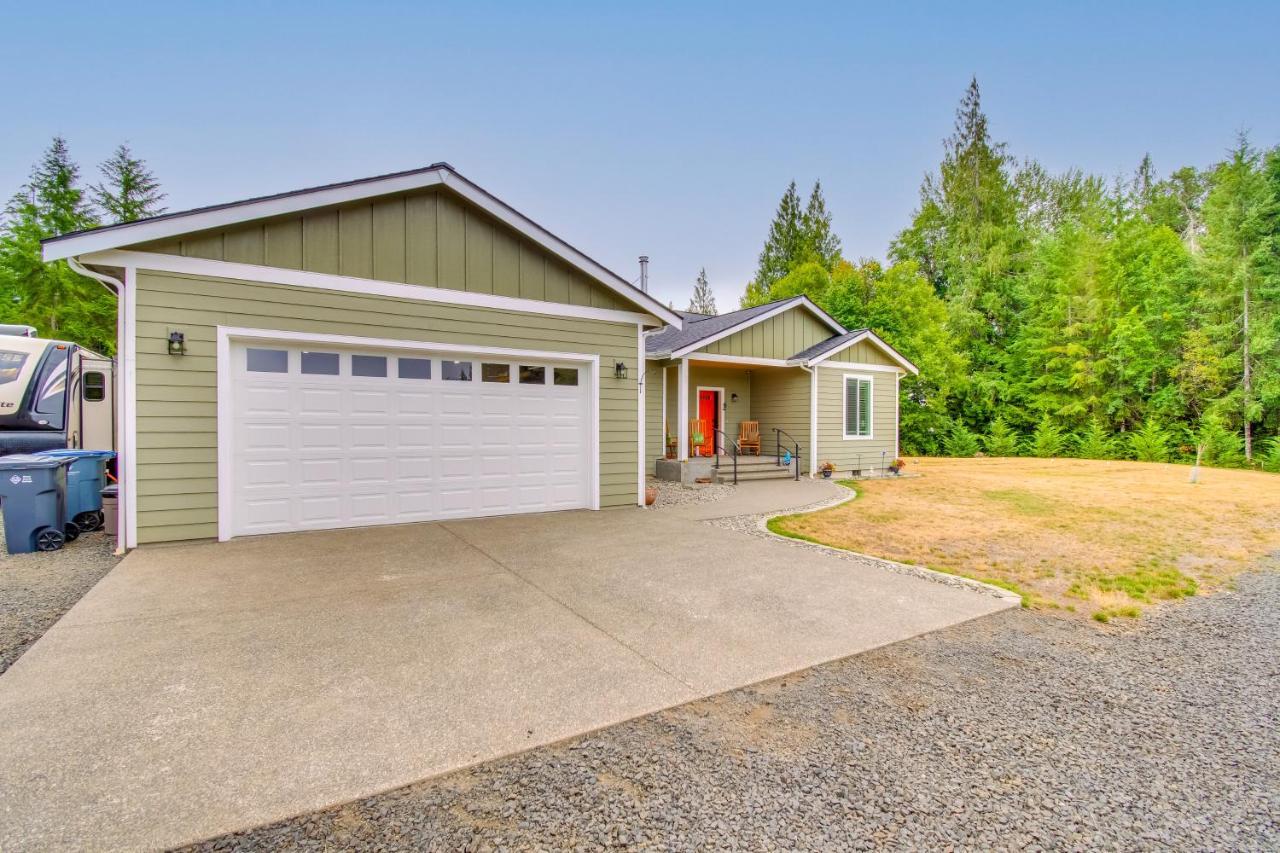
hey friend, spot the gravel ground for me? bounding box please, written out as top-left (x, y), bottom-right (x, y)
top-left (189, 563), bottom-right (1280, 852)
top-left (0, 519), bottom-right (119, 675)
top-left (645, 477), bottom-right (736, 509)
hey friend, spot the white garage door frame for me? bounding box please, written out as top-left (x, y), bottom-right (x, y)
top-left (215, 325), bottom-right (601, 542)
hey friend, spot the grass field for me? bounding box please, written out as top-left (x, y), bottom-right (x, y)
top-left (770, 457), bottom-right (1280, 622)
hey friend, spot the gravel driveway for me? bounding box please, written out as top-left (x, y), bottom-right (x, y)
top-left (189, 562), bottom-right (1280, 851)
top-left (0, 523), bottom-right (119, 675)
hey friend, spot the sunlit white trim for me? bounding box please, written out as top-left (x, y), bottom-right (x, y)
top-left (215, 326), bottom-right (601, 542)
top-left (842, 373), bottom-right (875, 441)
top-left (661, 365), bottom-right (668, 456)
top-left (813, 361), bottom-right (904, 373)
top-left (806, 366), bottom-right (818, 477)
top-left (687, 352), bottom-right (791, 368)
top-left (667, 297), bottom-right (844, 358)
top-left (807, 329), bottom-right (918, 374)
top-left (80, 250), bottom-right (667, 328)
top-left (677, 359), bottom-right (689, 461)
top-left (44, 166), bottom-right (681, 325)
top-left (636, 323), bottom-right (645, 505)
top-left (123, 267), bottom-right (138, 549)
top-left (894, 372), bottom-right (901, 459)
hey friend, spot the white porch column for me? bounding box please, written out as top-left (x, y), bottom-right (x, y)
top-left (677, 358), bottom-right (689, 461)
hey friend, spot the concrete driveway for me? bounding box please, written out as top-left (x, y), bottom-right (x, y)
top-left (0, 496), bottom-right (1014, 850)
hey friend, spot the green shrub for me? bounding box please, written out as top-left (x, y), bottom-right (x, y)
top-left (1075, 418), bottom-right (1116, 460)
top-left (1263, 437), bottom-right (1280, 473)
top-left (982, 417), bottom-right (1022, 457)
top-left (1130, 419), bottom-right (1171, 462)
top-left (944, 422), bottom-right (981, 457)
top-left (1029, 416), bottom-right (1067, 458)
top-left (1196, 415), bottom-right (1245, 468)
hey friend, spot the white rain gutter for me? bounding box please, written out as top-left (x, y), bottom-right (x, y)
top-left (66, 256), bottom-right (127, 557)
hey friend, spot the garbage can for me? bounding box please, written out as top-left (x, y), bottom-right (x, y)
top-left (0, 454), bottom-right (71, 553)
top-left (40, 449), bottom-right (116, 534)
top-left (101, 483), bottom-right (119, 537)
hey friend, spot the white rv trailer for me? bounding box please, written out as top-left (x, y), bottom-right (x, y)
top-left (0, 336), bottom-right (115, 456)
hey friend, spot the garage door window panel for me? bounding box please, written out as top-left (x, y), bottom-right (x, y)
top-left (352, 355), bottom-right (387, 378)
top-left (247, 348), bottom-right (288, 373)
top-left (481, 363), bottom-right (511, 383)
top-left (553, 367), bottom-right (578, 386)
top-left (300, 351), bottom-right (340, 375)
top-left (398, 357), bottom-right (432, 380)
top-left (519, 365), bottom-right (546, 384)
top-left (442, 360), bottom-right (472, 381)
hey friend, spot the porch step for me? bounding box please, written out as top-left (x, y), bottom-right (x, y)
top-left (715, 464), bottom-right (799, 483)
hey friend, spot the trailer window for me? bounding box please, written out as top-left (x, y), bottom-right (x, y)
top-left (84, 371), bottom-right (107, 402)
top-left (0, 351), bottom-right (28, 385)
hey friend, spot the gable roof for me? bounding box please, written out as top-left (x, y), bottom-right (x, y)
top-left (42, 163), bottom-right (682, 327)
top-left (791, 328), bottom-right (919, 374)
top-left (646, 296), bottom-right (843, 358)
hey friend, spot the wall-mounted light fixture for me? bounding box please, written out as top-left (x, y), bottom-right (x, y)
top-left (730, 392), bottom-right (739, 403)
top-left (167, 331), bottom-right (186, 356)
top-left (613, 361), bottom-right (628, 380)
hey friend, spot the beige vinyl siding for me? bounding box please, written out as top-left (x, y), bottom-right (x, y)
top-left (131, 188), bottom-right (630, 312)
top-left (749, 366), bottom-right (811, 472)
top-left (815, 367), bottom-right (900, 473)
top-left (134, 269), bottom-right (639, 544)
top-left (823, 339), bottom-right (898, 367)
top-left (644, 358), bottom-right (664, 470)
top-left (686, 365), bottom-right (751, 451)
top-left (696, 307), bottom-right (833, 359)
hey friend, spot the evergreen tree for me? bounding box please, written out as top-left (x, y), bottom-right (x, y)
top-left (982, 417), bottom-right (1022, 456)
top-left (92, 144), bottom-right (166, 223)
top-left (1076, 418), bottom-right (1117, 459)
top-left (746, 181), bottom-right (804, 305)
top-left (0, 138), bottom-right (114, 353)
top-left (1129, 419), bottom-right (1172, 462)
top-left (801, 180), bottom-right (842, 270)
top-left (687, 267), bottom-right (717, 314)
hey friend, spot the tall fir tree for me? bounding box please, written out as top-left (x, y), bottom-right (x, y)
top-left (801, 180), bottom-right (842, 270)
top-left (745, 181), bottom-right (804, 305)
top-left (0, 138), bottom-right (115, 352)
top-left (687, 267), bottom-right (717, 314)
top-left (92, 144), bottom-right (166, 223)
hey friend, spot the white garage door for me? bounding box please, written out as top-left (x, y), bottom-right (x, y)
top-left (228, 340), bottom-right (592, 537)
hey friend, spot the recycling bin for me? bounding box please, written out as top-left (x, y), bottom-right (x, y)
top-left (0, 454), bottom-right (71, 553)
top-left (40, 449), bottom-right (115, 534)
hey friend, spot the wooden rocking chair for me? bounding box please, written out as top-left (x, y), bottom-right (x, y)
top-left (738, 420), bottom-right (761, 456)
top-left (689, 418), bottom-right (712, 457)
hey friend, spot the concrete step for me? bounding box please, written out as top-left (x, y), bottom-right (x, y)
top-left (716, 466), bottom-right (800, 483)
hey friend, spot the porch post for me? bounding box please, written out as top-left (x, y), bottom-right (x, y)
top-left (677, 358), bottom-right (689, 461)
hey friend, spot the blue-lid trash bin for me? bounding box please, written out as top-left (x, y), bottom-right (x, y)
top-left (0, 454), bottom-right (72, 553)
top-left (40, 449), bottom-right (115, 534)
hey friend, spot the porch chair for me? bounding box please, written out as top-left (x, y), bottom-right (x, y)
top-left (689, 418), bottom-right (712, 456)
top-left (738, 420), bottom-right (761, 456)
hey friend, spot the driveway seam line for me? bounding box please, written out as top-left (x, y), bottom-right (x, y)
top-left (439, 522), bottom-right (700, 692)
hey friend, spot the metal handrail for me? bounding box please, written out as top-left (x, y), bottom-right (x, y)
top-left (771, 428), bottom-right (801, 481)
top-left (710, 427), bottom-right (740, 485)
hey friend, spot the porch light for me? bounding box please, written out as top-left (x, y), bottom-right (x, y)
top-left (613, 361), bottom-right (628, 380)
top-left (731, 392), bottom-right (739, 403)
top-left (167, 331), bottom-right (186, 356)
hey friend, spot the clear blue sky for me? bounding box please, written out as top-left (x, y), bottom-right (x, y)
top-left (4, 2), bottom-right (1277, 308)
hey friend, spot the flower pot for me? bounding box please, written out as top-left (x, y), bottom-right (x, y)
top-left (644, 486), bottom-right (658, 506)
top-left (821, 469), bottom-right (832, 479)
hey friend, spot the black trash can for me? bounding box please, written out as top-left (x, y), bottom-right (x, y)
top-left (0, 454), bottom-right (72, 553)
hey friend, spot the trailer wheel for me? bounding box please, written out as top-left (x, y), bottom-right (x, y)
top-left (35, 528), bottom-right (65, 551)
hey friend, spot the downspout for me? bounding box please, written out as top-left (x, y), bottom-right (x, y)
top-left (67, 257), bottom-right (127, 557)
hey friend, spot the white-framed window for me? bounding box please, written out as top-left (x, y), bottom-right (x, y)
top-left (843, 374), bottom-right (872, 439)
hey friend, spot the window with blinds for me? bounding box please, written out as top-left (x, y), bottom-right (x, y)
top-left (844, 375), bottom-right (872, 438)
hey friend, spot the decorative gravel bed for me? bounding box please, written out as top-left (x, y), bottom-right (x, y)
top-left (189, 564), bottom-right (1280, 851)
top-left (645, 477), bottom-right (736, 509)
top-left (0, 521), bottom-right (119, 675)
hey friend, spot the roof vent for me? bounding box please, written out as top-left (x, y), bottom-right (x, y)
top-left (638, 256), bottom-right (649, 293)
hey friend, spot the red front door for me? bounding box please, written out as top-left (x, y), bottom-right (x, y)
top-left (697, 390), bottom-right (718, 455)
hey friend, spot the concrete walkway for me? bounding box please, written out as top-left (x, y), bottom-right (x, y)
top-left (0, 496), bottom-right (1014, 850)
top-left (660, 476), bottom-right (845, 519)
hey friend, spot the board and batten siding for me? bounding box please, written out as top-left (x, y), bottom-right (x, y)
top-left (822, 339), bottom-right (898, 367)
top-left (133, 269), bottom-right (640, 543)
top-left (130, 188), bottom-right (630, 313)
top-left (749, 367), bottom-right (811, 473)
top-left (814, 367), bottom-right (900, 473)
top-left (695, 308), bottom-right (831, 360)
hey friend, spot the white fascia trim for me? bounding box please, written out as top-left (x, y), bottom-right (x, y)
top-left (813, 361), bottom-right (904, 374)
top-left (841, 372), bottom-right (875, 441)
top-left (45, 166), bottom-right (682, 326)
top-left (636, 323), bottom-right (645, 506)
top-left (83, 250), bottom-right (667, 328)
top-left (687, 353), bottom-right (791, 368)
top-left (807, 329), bottom-right (919, 374)
top-left (123, 267), bottom-right (138, 549)
top-left (677, 359), bottom-right (689, 461)
top-left (214, 326), bottom-right (602, 541)
top-left (668, 298), bottom-right (845, 358)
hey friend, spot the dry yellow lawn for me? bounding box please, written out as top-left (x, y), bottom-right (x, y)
top-left (774, 457), bottom-right (1280, 622)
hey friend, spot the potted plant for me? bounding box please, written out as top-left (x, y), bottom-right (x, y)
top-left (819, 460), bottom-right (835, 479)
top-left (888, 458), bottom-right (906, 475)
top-left (645, 484), bottom-right (658, 505)
top-left (691, 428), bottom-right (705, 457)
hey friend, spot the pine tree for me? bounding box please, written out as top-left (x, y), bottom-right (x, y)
top-left (92, 144), bottom-right (165, 223)
top-left (0, 138), bottom-right (114, 352)
top-left (746, 181), bottom-right (804, 305)
top-left (802, 180), bottom-right (841, 269)
top-left (688, 267), bottom-right (717, 314)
